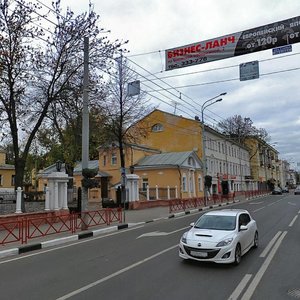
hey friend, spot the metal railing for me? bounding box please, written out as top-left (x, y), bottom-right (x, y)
top-left (0, 208), bottom-right (123, 245)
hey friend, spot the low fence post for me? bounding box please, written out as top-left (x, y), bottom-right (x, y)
top-left (146, 185), bottom-right (150, 201)
top-left (15, 187), bottom-right (22, 214)
top-left (45, 187), bottom-right (50, 211)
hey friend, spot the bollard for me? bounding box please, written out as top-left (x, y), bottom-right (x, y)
top-left (15, 187), bottom-right (22, 213)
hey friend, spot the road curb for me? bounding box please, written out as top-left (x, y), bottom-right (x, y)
top-left (0, 223), bottom-right (139, 259)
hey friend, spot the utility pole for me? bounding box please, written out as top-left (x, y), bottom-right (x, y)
top-left (81, 36), bottom-right (89, 228)
top-left (117, 51), bottom-right (127, 221)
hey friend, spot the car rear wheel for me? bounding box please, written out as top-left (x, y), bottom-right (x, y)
top-left (234, 243), bottom-right (242, 265)
top-left (253, 231), bottom-right (259, 248)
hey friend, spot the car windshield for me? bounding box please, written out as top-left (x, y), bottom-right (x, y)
top-left (194, 215), bottom-right (236, 231)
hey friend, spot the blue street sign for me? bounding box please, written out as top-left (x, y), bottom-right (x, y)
top-left (272, 44), bottom-right (292, 55)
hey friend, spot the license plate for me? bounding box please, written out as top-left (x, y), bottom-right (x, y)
top-left (190, 250), bottom-right (207, 257)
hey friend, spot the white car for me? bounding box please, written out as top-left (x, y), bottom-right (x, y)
top-left (179, 209), bottom-right (258, 265)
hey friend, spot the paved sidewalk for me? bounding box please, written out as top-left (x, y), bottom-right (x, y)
top-left (0, 195), bottom-right (263, 259)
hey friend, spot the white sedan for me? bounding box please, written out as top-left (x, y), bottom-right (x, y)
top-left (179, 209), bottom-right (258, 265)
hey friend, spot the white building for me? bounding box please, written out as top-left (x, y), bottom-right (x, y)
top-left (204, 126), bottom-right (253, 195)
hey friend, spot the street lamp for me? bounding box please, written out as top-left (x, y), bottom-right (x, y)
top-left (56, 160), bottom-right (63, 172)
top-left (201, 93), bottom-right (226, 206)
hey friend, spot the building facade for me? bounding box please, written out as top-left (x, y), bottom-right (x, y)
top-left (204, 127), bottom-right (252, 196)
top-left (0, 150), bottom-right (15, 190)
top-left (244, 137), bottom-right (281, 190)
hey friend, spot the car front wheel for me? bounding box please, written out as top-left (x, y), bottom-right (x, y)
top-left (234, 243), bottom-right (242, 265)
top-left (253, 231), bottom-right (259, 248)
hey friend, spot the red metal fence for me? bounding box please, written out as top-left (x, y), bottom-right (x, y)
top-left (0, 208), bottom-right (122, 246)
top-left (169, 190), bottom-right (270, 213)
top-left (168, 196), bottom-right (232, 213)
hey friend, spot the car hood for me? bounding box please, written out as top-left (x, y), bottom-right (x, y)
top-left (186, 228), bottom-right (234, 244)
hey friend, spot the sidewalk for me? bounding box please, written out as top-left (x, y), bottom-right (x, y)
top-left (0, 196), bottom-right (253, 259)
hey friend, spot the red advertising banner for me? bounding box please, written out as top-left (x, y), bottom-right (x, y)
top-left (165, 16), bottom-right (300, 71)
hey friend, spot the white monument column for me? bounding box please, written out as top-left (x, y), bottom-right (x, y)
top-left (15, 187), bottom-right (22, 214)
top-left (43, 171), bottom-right (71, 211)
top-left (54, 181), bottom-right (59, 210)
top-left (126, 174), bottom-right (140, 202)
top-left (45, 187), bottom-right (50, 211)
top-left (62, 182), bottom-right (68, 209)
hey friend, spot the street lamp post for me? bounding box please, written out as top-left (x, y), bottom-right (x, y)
top-left (201, 93), bottom-right (226, 206)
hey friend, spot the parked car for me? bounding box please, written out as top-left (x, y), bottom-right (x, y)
top-left (179, 209), bottom-right (258, 265)
top-left (294, 186), bottom-right (300, 195)
top-left (282, 187), bottom-right (289, 193)
top-left (272, 187), bottom-right (282, 195)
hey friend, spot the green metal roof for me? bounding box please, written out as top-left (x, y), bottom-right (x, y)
top-left (136, 151), bottom-right (200, 167)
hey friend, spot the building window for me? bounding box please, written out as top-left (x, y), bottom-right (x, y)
top-left (103, 155), bottom-right (106, 166)
top-left (198, 176), bottom-right (203, 191)
top-left (11, 175), bottom-right (15, 186)
top-left (142, 178), bottom-right (148, 191)
top-left (188, 157), bottom-right (195, 167)
top-left (151, 123), bottom-right (163, 132)
top-left (0, 174), bottom-right (2, 186)
top-left (111, 152), bottom-right (117, 165)
top-left (182, 174), bottom-right (187, 192)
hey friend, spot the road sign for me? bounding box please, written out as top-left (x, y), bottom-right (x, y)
top-left (127, 80), bottom-right (140, 96)
top-left (239, 60), bottom-right (259, 81)
top-left (272, 44), bottom-right (292, 55)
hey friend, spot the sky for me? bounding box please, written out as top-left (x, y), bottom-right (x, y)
top-left (45, 0), bottom-right (300, 169)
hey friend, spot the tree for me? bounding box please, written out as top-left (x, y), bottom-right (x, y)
top-left (218, 115), bottom-right (269, 145)
top-left (37, 108), bottom-right (109, 164)
top-left (102, 56), bottom-right (153, 160)
top-left (100, 55), bottom-right (154, 204)
top-left (0, 0), bottom-right (121, 210)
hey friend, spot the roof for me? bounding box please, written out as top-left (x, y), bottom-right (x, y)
top-left (135, 151), bottom-right (202, 168)
top-left (0, 164), bottom-right (15, 170)
top-left (95, 170), bottom-right (111, 178)
top-left (39, 160), bottom-right (99, 176)
top-left (74, 160), bottom-right (99, 173)
top-left (98, 142), bottom-right (161, 154)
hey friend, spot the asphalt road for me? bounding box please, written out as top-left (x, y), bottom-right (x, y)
top-left (0, 193), bottom-right (299, 300)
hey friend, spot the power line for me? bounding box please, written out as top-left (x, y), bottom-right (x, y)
top-left (125, 56), bottom-right (225, 124)
top-left (140, 51), bottom-right (300, 82)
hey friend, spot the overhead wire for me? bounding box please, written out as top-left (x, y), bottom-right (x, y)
top-left (140, 51), bottom-right (300, 82)
top-left (125, 56), bottom-right (226, 125)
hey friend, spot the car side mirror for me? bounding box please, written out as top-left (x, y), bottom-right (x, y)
top-left (240, 225), bottom-right (248, 231)
top-left (190, 222), bottom-right (195, 227)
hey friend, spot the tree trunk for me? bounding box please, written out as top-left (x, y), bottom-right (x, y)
top-left (14, 157), bottom-right (26, 212)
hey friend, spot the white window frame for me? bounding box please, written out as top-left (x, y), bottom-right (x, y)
top-left (182, 174), bottom-right (187, 192)
top-left (111, 152), bottom-right (117, 165)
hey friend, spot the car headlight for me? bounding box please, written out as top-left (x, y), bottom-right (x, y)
top-left (216, 237), bottom-right (233, 247)
top-left (181, 232), bottom-right (188, 244)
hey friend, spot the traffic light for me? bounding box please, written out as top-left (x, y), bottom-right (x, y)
top-left (204, 175), bottom-right (212, 188)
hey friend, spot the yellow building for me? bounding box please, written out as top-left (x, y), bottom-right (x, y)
top-left (244, 137), bottom-right (281, 189)
top-left (0, 150), bottom-right (15, 190)
top-left (133, 109), bottom-right (203, 158)
top-left (97, 109), bottom-right (204, 202)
